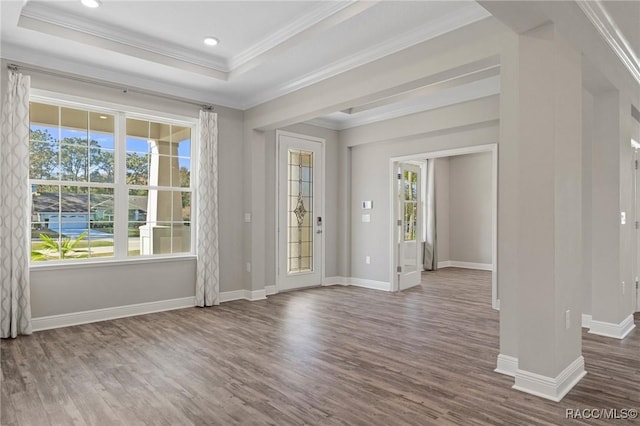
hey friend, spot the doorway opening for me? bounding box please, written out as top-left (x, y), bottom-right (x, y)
top-left (389, 144), bottom-right (499, 309)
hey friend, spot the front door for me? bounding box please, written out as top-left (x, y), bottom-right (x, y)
top-left (393, 162), bottom-right (422, 291)
top-left (277, 131), bottom-right (324, 292)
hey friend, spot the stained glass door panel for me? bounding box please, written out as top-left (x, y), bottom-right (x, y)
top-left (278, 132), bottom-right (323, 291)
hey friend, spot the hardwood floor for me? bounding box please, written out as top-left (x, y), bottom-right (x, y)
top-left (2, 268), bottom-right (639, 425)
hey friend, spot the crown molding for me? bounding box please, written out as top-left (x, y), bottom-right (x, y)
top-left (19, 1), bottom-right (357, 79)
top-left (229, 1), bottom-right (354, 70)
top-left (242, 5), bottom-right (491, 108)
top-left (1, 42), bottom-right (245, 110)
top-left (576, 0), bottom-right (640, 85)
top-left (20, 2), bottom-right (230, 75)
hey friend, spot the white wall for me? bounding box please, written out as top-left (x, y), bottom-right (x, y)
top-left (18, 67), bottom-right (246, 318)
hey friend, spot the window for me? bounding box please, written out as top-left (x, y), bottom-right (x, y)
top-left (29, 99), bottom-right (195, 263)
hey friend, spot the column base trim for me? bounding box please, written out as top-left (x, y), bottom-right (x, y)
top-left (588, 314), bottom-right (636, 339)
top-left (581, 314), bottom-right (592, 328)
top-left (512, 356), bottom-right (586, 402)
top-left (494, 354), bottom-right (518, 377)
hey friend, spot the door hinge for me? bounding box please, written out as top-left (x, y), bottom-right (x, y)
top-left (397, 266), bottom-right (402, 273)
top-left (636, 221), bottom-right (639, 230)
top-left (635, 159), bottom-right (638, 170)
top-left (397, 219), bottom-right (402, 226)
top-left (397, 173), bottom-right (402, 180)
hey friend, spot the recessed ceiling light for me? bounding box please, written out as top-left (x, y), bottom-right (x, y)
top-left (99, 115), bottom-right (108, 119)
top-left (203, 37), bottom-right (219, 46)
top-left (81, 0), bottom-right (101, 8)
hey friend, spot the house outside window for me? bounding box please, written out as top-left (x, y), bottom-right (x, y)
top-left (29, 98), bottom-right (196, 263)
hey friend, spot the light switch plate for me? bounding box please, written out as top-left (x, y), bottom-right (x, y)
top-left (621, 211), bottom-right (626, 225)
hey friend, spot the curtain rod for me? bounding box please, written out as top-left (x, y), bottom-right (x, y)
top-left (7, 63), bottom-right (214, 111)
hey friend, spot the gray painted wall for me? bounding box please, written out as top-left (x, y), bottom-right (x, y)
top-left (434, 153), bottom-right (492, 266)
top-left (435, 158), bottom-right (450, 262)
top-left (582, 89), bottom-right (594, 316)
top-left (26, 71), bottom-right (245, 318)
top-left (448, 152), bottom-right (493, 264)
top-left (348, 124), bottom-right (499, 283)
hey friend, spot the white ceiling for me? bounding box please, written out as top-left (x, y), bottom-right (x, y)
top-left (0, 0), bottom-right (490, 111)
top-left (1, 1), bottom-right (638, 130)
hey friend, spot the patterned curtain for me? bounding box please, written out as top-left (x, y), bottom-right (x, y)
top-left (195, 110), bottom-right (219, 306)
top-left (0, 71), bottom-right (33, 338)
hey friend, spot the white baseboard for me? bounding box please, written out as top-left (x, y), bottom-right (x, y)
top-left (220, 289), bottom-right (267, 302)
top-left (399, 281), bottom-right (420, 291)
top-left (513, 356), bottom-right (586, 402)
top-left (323, 276), bottom-right (348, 286)
top-left (348, 277), bottom-right (392, 291)
top-left (32, 296), bottom-right (195, 332)
top-left (219, 290), bottom-right (247, 303)
top-left (247, 289), bottom-right (267, 301)
top-left (495, 354), bottom-right (518, 377)
top-left (588, 314), bottom-right (636, 339)
top-left (265, 285), bottom-right (277, 296)
top-left (581, 314), bottom-right (592, 329)
top-left (493, 298), bottom-right (500, 311)
top-left (439, 261), bottom-right (493, 271)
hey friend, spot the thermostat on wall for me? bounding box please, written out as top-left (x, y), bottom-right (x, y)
top-left (362, 200), bottom-right (373, 209)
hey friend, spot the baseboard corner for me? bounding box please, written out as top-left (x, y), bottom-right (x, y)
top-left (513, 356), bottom-right (586, 402)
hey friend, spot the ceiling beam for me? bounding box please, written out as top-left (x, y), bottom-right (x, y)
top-left (344, 57), bottom-right (500, 115)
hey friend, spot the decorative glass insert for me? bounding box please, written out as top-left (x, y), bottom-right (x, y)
top-left (288, 149), bottom-right (313, 273)
top-left (403, 169), bottom-right (418, 241)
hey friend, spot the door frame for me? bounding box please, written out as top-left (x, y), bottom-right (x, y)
top-left (275, 130), bottom-right (326, 293)
top-left (388, 143), bottom-right (499, 309)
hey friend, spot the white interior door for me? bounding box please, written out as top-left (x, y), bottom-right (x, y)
top-left (277, 131), bottom-right (324, 292)
top-left (393, 162), bottom-right (422, 291)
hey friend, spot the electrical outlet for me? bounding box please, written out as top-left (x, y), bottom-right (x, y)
top-left (565, 310), bottom-right (571, 329)
top-left (365, 256), bottom-right (371, 265)
top-left (246, 262), bottom-right (251, 273)
top-left (622, 281), bottom-right (625, 295)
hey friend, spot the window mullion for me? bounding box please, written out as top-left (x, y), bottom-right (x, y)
top-left (114, 112), bottom-right (129, 259)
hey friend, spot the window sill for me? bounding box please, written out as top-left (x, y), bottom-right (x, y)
top-left (29, 255), bottom-right (197, 272)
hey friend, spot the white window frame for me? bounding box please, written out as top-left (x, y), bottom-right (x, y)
top-left (29, 91), bottom-right (198, 269)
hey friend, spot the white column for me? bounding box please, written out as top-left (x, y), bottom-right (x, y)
top-left (590, 91), bottom-right (637, 338)
top-left (508, 23), bottom-right (586, 401)
top-left (495, 30), bottom-right (519, 377)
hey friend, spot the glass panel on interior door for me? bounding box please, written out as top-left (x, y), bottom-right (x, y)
top-left (287, 149), bottom-right (314, 274)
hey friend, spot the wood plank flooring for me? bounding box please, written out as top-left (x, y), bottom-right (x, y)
top-left (2, 268), bottom-right (639, 425)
